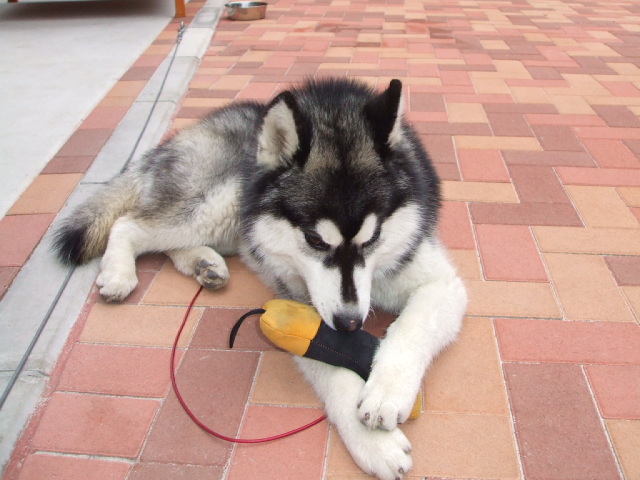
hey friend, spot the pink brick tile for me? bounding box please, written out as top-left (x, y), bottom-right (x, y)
top-left (141, 349), bottom-right (259, 464)
top-left (525, 113), bottom-right (606, 127)
top-left (574, 126), bottom-right (640, 141)
top-left (0, 214), bottom-right (55, 267)
top-left (438, 201), bottom-right (475, 250)
top-left (17, 453), bottom-right (130, 480)
top-left (494, 318), bottom-right (640, 365)
top-left (458, 149), bottom-right (510, 183)
top-left (31, 392), bottom-right (159, 458)
top-left (556, 166), bottom-right (640, 187)
top-left (504, 363), bottom-right (621, 479)
top-left (581, 138), bottom-right (640, 168)
top-left (502, 150), bottom-right (595, 167)
top-left (476, 224), bottom-right (547, 282)
top-left (226, 406), bottom-right (329, 480)
top-left (8, 174), bottom-right (83, 215)
top-left (586, 365), bottom-right (640, 419)
top-left (57, 344), bottom-right (178, 397)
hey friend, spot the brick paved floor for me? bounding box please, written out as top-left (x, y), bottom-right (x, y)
top-left (2, 0), bottom-right (640, 478)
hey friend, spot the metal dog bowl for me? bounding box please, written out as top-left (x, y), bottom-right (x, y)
top-left (225, 1), bottom-right (267, 21)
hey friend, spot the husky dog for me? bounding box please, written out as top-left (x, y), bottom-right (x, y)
top-left (54, 78), bottom-right (467, 480)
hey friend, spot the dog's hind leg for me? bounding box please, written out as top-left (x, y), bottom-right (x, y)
top-left (97, 216), bottom-right (151, 302)
top-left (167, 246), bottom-right (229, 290)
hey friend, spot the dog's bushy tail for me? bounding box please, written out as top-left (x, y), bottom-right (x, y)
top-left (52, 172), bottom-right (140, 265)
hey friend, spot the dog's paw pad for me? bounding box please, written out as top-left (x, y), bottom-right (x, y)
top-left (195, 259), bottom-right (229, 290)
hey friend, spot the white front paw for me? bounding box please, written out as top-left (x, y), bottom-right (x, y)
top-left (357, 375), bottom-right (418, 431)
top-left (96, 269), bottom-right (138, 302)
top-left (347, 427), bottom-right (413, 480)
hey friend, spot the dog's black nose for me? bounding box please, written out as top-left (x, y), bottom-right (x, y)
top-left (333, 313), bottom-right (363, 332)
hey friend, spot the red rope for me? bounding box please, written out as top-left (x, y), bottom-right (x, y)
top-left (170, 285), bottom-right (327, 443)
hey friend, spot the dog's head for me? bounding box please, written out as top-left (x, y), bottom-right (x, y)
top-left (244, 79), bottom-right (435, 331)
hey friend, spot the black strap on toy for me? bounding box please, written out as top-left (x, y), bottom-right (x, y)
top-left (229, 308), bottom-right (266, 348)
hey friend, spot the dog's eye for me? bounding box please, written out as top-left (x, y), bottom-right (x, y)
top-left (362, 225), bottom-right (381, 248)
top-left (304, 231), bottom-right (330, 251)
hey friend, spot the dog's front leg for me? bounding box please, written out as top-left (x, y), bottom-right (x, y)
top-left (358, 272), bottom-right (467, 431)
top-left (295, 357), bottom-right (413, 480)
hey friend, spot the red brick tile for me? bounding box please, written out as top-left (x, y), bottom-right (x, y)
top-left (409, 92), bottom-right (446, 112)
top-left (605, 256), bottom-right (640, 286)
top-left (592, 105), bottom-right (640, 128)
top-left (141, 349), bottom-right (259, 464)
top-left (0, 214), bottom-right (55, 267)
top-left (586, 365), bottom-right (640, 419)
top-left (508, 165), bottom-right (571, 203)
top-left (531, 125), bottom-right (585, 152)
top-left (504, 363), bottom-right (621, 480)
top-left (226, 406), bottom-right (329, 480)
top-left (41, 155), bottom-right (95, 174)
top-left (57, 344), bottom-right (177, 397)
top-left (129, 463), bottom-right (223, 480)
top-left (458, 149), bottom-right (510, 183)
top-left (581, 138), bottom-right (640, 169)
top-left (486, 112), bottom-right (534, 137)
top-left (525, 113), bottom-right (606, 127)
top-left (17, 453), bottom-right (130, 480)
top-left (476, 224), bottom-right (547, 282)
top-left (0, 266), bottom-right (19, 299)
top-left (439, 201), bottom-right (475, 250)
top-left (494, 318), bottom-right (640, 365)
top-left (32, 392), bottom-right (159, 458)
top-left (469, 202), bottom-right (582, 226)
top-left (121, 66), bottom-right (158, 82)
top-left (556, 166), bottom-right (640, 187)
top-left (56, 129), bottom-right (113, 157)
top-left (421, 135), bottom-right (456, 163)
top-left (190, 307), bottom-right (275, 351)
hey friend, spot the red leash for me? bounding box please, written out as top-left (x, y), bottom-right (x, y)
top-left (170, 285), bottom-right (327, 443)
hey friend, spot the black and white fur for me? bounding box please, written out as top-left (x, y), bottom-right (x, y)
top-left (53, 78), bottom-right (467, 480)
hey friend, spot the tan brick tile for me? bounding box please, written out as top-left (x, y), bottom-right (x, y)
top-left (80, 303), bottom-right (201, 347)
top-left (441, 181), bottom-right (519, 203)
top-left (448, 249), bottom-right (483, 280)
top-left (8, 174), bottom-right (82, 215)
top-left (546, 95), bottom-right (596, 115)
top-left (622, 286), bottom-right (640, 322)
top-left (424, 317), bottom-right (510, 415)
top-left (142, 260), bottom-right (275, 307)
top-left (403, 413), bottom-right (520, 479)
top-left (566, 186), bottom-right (638, 228)
top-left (533, 226), bottom-right (640, 255)
top-left (446, 102), bottom-right (488, 123)
top-left (182, 97), bottom-right (230, 108)
top-left (466, 279), bottom-right (561, 318)
top-left (471, 76), bottom-right (512, 94)
top-left (606, 420), bottom-right (640, 480)
top-left (544, 253), bottom-right (635, 322)
top-left (250, 351), bottom-right (322, 407)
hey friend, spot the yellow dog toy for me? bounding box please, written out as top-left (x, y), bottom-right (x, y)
top-left (257, 299), bottom-right (422, 420)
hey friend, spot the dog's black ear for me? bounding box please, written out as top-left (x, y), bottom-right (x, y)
top-left (258, 91), bottom-right (311, 169)
top-left (364, 79), bottom-right (405, 153)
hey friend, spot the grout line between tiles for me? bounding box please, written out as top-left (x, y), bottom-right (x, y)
top-left (491, 318), bottom-right (526, 480)
top-left (581, 365), bottom-right (626, 480)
